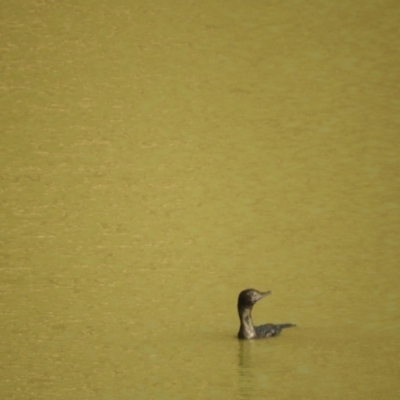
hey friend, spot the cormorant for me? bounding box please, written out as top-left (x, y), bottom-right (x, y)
top-left (237, 288), bottom-right (295, 339)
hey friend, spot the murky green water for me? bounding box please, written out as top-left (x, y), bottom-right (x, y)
top-left (1, 1), bottom-right (399, 399)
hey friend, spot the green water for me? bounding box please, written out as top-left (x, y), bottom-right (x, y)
top-left (1, 1), bottom-right (399, 399)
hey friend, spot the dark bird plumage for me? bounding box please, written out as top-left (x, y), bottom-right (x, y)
top-left (237, 288), bottom-right (295, 339)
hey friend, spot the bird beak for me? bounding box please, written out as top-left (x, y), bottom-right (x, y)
top-left (257, 290), bottom-right (272, 301)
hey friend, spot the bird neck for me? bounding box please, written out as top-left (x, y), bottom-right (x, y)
top-left (238, 305), bottom-right (256, 339)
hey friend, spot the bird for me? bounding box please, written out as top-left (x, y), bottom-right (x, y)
top-left (237, 288), bottom-right (296, 339)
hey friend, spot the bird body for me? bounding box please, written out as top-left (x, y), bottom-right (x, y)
top-left (237, 288), bottom-right (295, 340)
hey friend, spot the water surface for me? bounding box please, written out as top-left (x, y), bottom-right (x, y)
top-left (1, 1), bottom-right (399, 399)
